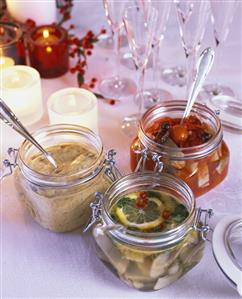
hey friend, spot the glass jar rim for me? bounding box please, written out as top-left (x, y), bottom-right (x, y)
top-left (139, 101), bottom-right (223, 160)
top-left (18, 124), bottom-right (105, 187)
top-left (101, 172), bottom-right (196, 248)
top-left (0, 22), bottom-right (23, 48)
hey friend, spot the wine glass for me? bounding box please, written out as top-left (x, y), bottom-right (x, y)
top-left (99, 0), bottom-right (136, 98)
top-left (122, 5), bottom-right (158, 137)
top-left (175, 0), bottom-right (210, 97)
top-left (144, 0), bottom-right (172, 107)
top-left (198, 1), bottom-right (238, 101)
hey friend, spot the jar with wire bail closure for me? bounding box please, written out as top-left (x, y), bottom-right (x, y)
top-left (84, 168), bottom-right (213, 291)
top-left (1, 124), bottom-right (120, 232)
top-left (130, 101), bottom-right (229, 197)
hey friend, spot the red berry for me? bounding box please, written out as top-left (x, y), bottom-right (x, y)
top-left (139, 192), bottom-right (148, 199)
top-left (89, 83), bottom-right (95, 89)
top-left (86, 50), bottom-right (92, 56)
top-left (91, 78), bottom-right (97, 83)
top-left (101, 29), bottom-right (106, 34)
top-left (108, 99), bottom-right (116, 105)
top-left (162, 210), bottom-right (171, 220)
top-left (87, 30), bottom-right (93, 38)
top-left (136, 197), bottom-right (147, 209)
top-left (72, 37), bottom-right (79, 45)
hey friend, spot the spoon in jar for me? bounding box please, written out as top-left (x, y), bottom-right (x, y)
top-left (182, 47), bottom-right (215, 122)
top-left (0, 98), bottom-right (58, 169)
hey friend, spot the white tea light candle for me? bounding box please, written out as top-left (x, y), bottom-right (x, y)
top-left (47, 88), bottom-right (98, 134)
top-left (6, 0), bottom-right (57, 25)
top-left (2, 65), bottom-right (43, 126)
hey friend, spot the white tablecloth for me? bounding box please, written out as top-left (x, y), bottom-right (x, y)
top-left (1, 1), bottom-right (242, 298)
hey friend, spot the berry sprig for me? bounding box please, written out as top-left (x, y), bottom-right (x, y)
top-left (58, 0), bottom-right (73, 26)
top-left (68, 29), bottom-right (104, 88)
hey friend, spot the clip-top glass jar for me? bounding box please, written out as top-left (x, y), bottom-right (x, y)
top-left (1, 124), bottom-right (119, 232)
top-left (86, 172), bottom-right (212, 291)
top-left (130, 101), bottom-right (230, 197)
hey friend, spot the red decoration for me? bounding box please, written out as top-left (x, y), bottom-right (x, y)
top-left (27, 25), bottom-right (69, 78)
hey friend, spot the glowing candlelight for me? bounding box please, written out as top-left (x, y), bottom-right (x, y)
top-left (0, 56), bottom-right (14, 68)
top-left (28, 25), bottom-right (68, 78)
top-left (43, 29), bottom-right (49, 39)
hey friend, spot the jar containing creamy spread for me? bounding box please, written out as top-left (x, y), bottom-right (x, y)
top-left (1, 125), bottom-right (118, 232)
top-left (85, 172), bottom-right (213, 291)
top-left (130, 101), bottom-right (230, 197)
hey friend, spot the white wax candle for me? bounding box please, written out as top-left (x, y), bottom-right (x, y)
top-left (6, 0), bottom-right (57, 25)
top-left (2, 65), bottom-right (43, 126)
top-left (47, 88), bottom-right (98, 134)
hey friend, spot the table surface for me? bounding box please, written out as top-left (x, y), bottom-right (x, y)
top-left (1, 1), bottom-right (242, 298)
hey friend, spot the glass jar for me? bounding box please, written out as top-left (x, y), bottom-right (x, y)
top-left (130, 101), bottom-right (229, 197)
top-left (1, 125), bottom-right (117, 232)
top-left (86, 172), bottom-right (212, 291)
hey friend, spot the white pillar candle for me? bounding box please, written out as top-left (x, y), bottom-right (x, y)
top-left (47, 88), bottom-right (98, 134)
top-left (6, 0), bottom-right (57, 25)
top-left (2, 65), bottom-right (43, 126)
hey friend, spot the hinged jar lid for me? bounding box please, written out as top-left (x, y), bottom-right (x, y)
top-left (212, 215), bottom-right (242, 296)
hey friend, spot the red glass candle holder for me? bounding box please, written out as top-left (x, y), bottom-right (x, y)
top-left (27, 25), bottom-right (69, 78)
top-left (0, 21), bottom-right (26, 66)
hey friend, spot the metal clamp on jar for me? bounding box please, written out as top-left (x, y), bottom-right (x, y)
top-left (1, 124), bottom-right (121, 232)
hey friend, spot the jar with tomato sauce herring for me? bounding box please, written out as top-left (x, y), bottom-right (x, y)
top-left (130, 101), bottom-right (229, 197)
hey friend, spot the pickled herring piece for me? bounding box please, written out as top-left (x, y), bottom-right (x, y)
top-left (93, 226), bottom-right (129, 275)
top-left (150, 252), bottom-right (171, 278)
top-left (153, 266), bottom-right (183, 290)
top-left (197, 163), bottom-right (210, 188)
top-left (216, 157), bottom-right (229, 175)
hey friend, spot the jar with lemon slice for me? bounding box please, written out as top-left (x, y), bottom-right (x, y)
top-left (86, 172), bottom-right (212, 291)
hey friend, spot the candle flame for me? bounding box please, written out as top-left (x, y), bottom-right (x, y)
top-left (43, 29), bottom-right (49, 39)
top-left (0, 57), bottom-right (4, 65)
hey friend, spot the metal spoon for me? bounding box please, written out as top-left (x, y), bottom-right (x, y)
top-left (0, 98), bottom-right (58, 169)
top-left (182, 47), bottom-right (215, 121)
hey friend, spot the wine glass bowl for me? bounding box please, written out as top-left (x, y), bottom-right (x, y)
top-left (175, 0), bottom-right (210, 97)
top-left (198, 0), bottom-right (238, 103)
top-left (99, 0), bottom-right (136, 98)
top-left (121, 5), bottom-right (158, 137)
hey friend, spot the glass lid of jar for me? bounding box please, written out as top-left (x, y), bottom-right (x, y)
top-left (212, 215), bottom-right (242, 296)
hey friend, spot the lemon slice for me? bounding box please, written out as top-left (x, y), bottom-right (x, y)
top-left (115, 196), bottom-right (164, 231)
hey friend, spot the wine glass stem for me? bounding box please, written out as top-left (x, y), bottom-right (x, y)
top-left (138, 67), bottom-right (145, 115)
top-left (185, 49), bottom-right (196, 98)
top-left (113, 27), bottom-right (121, 80)
top-left (152, 42), bottom-right (161, 95)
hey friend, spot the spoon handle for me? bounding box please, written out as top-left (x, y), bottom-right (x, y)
top-left (183, 47), bottom-right (215, 120)
top-left (0, 98), bottom-right (57, 169)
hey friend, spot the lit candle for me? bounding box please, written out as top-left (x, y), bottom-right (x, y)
top-left (47, 88), bottom-right (98, 134)
top-left (6, 0), bottom-right (57, 25)
top-left (0, 21), bottom-right (26, 65)
top-left (27, 25), bottom-right (69, 78)
top-left (2, 65), bottom-right (43, 126)
top-left (0, 56), bottom-right (14, 68)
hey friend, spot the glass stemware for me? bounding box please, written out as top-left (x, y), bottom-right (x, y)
top-left (198, 1), bottom-right (238, 101)
top-left (175, 0), bottom-right (210, 97)
top-left (99, 0), bottom-right (136, 98)
top-left (144, 0), bottom-right (172, 107)
top-left (122, 5), bottom-right (158, 137)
